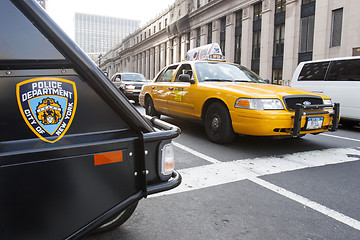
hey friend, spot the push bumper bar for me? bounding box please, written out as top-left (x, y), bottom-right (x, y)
top-left (292, 103), bottom-right (340, 137)
top-left (140, 115), bottom-right (182, 197)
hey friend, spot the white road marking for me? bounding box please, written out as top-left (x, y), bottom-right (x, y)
top-left (152, 144), bottom-right (360, 230)
top-left (172, 142), bottom-right (222, 164)
top-left (250, 177), bottom-right (360, 231)
top-left (320, 133), bottom-right (360, 142)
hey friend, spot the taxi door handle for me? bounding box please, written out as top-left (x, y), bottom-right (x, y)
top-left (168, 87), bottom-right (174, 90)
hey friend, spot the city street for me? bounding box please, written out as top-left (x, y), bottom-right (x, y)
top-left (87, 105), bottom-right (360, 240)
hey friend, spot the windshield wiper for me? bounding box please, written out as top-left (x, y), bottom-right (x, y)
top-left (203, 79), bottom-right (232, 82)
top-left (234, 79), bottom-right (252, 82)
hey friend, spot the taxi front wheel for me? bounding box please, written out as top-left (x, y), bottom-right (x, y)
top-left (204, 102), bottom-right (235, 144)
top-left (145, 96), bottom-right (160, 118)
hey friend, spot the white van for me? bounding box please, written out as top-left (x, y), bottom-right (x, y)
top-left (291, 56), bottom-right (360, 127)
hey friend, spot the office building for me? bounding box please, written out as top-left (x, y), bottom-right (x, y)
top-left (75, 13), bottom-right (140, 56)
top-left (100, 0), bottom-right (360, 85)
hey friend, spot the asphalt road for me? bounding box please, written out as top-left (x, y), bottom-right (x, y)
top-left (86, 105), bottom-right (360, 240)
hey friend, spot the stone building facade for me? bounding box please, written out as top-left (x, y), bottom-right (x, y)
top-left (100, 0), bottom-right (360, 85)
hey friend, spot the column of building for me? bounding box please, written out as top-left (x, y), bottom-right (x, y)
top-left (283, 0), bottom-right (301, 83)
top-left (260, 0), bottom-right (275, 81)
top-left (211, 19), bottom-right (220, 48)
top-left (224, 13), bottom-right (235, 63)
top-left (154, 45), bottom-right (160, 74)
top-left (145, 50), bottom-right (150, 78)
top-left (149, 48), bottom-right (155, 79)
top-left (241, 6), bottom-right (252, 70)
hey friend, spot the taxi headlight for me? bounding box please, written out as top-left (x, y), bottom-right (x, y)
top-left (158, 141), bottom-right (175, 180)
top-left (235, 98), bottom-right (284, 110)
top-left (323, 99), bottom-right (332, 105)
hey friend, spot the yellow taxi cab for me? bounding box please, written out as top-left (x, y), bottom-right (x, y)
top-left (139, 43), bottom-right (339, 143)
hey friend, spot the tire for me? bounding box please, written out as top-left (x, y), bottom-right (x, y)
top-left (92, 202), bottom-right (138, 234)
top-left (145, 96), bottom-right (160, 118)
top-left (204, 102), bottom-right (235, 144)
top-left (340, 119), bottom-right (359, 128)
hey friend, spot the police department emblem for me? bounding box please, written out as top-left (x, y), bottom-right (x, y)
top-left (16, 78), bottom-right (77, 143)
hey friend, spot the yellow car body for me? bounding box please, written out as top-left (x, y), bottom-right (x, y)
top-left (140, 60), bottom-right (339, 143)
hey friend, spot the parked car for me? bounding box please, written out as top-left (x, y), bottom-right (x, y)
top-left (0, 1), bottom-right (181, 239)
top-left (111, 72), bottom-right (147, 104)
top-left (291, 56), bottom-right (360, 127)
top-left (140, 44), bottom-right (339, 144)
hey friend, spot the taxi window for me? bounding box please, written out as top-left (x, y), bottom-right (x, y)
top-left (175, 64), bottom-right (193, 82)
top-left (195, 62), bottom-right (262, 83)
top-left (155, 65), bottom-right (178, 82)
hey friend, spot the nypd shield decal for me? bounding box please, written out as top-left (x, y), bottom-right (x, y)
top-left (16, 78), bottom-right (77, 143)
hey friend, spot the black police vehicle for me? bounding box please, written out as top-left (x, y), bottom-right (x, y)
top-left (0, 0), bottom-right (181, 239)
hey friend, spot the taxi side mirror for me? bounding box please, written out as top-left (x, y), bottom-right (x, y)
top-left (179, 74), bottom-right (195, 84)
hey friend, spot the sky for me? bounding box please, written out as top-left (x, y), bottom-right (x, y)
top-left (46, 0), bottom-right (175, 39)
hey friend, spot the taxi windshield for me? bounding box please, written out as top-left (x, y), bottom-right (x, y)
top-left (122, 73), bottom-right (147, 82)
top-left (195, 62), bottom-right (264, 83)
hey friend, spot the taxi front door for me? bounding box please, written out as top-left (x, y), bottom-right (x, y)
top-left (167, 64), bottom-right (195, 119)
top-left (150, 65), bottom-right (178, 114)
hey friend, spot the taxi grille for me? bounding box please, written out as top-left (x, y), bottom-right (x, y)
top-left (283, 96), bottom-right (323, 111)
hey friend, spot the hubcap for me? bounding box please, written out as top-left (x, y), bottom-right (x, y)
top-left (211, 116), bottom-right (220, 131)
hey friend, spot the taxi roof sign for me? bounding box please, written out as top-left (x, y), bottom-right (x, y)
top-left (185, 43), bottom-right (225, 61)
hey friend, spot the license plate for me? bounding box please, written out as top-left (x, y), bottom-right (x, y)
top-left (306, 117), bottom-right (324, 130)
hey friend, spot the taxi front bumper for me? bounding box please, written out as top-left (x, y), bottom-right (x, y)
top-left (231, 103), bottom-right (340, 137)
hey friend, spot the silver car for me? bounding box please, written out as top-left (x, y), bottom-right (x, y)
top-left (111, 72), bottom-right (147, 104)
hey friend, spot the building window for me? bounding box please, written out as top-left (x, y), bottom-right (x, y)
top-left (220, 17), bottom-right (226, 54)
top-left (159, 22), bottom-right (162, 30)
top-left (187, 32), bottom-right (191, 51)
top-left (169, 39), bottom-right (174, 64)
top-left (272, 69), bottom-right (283, 85)
top-left (179, 37), bottom-right (182, 61)
top-left (299, 15), bottom-right (314, 53)
top-left (252, 30), bottom-right (261, 60)
top-left (165, 18), bottom-right (168, 27)
top-left (330, 8), bottom-right (343, 47)
top-left (253, 2), bottom-right (262, 21)
top-left (149, 29), bottom-right (151, 36)
top-left (234, 10), bottom-right (242, 64)
top-left (196, 27), bottom-right (201, 47)
top-left (274, 24), bottom-right (285, 56)
top-left (275, 0), bottom-right (286, 14)
top-left (197, 0), bottom-right (200, 8)
top-left (154, 25), bottom-right (156, 33)
top-left (302, 0), bottom-right (315, 4)
top-left (207, 22), bottom-right (212, 44)
top-left (164, 42), bottom-right (167, 65)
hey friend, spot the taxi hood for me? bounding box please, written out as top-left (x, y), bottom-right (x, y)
top-left (202, 82), bottom-right (326, 98)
